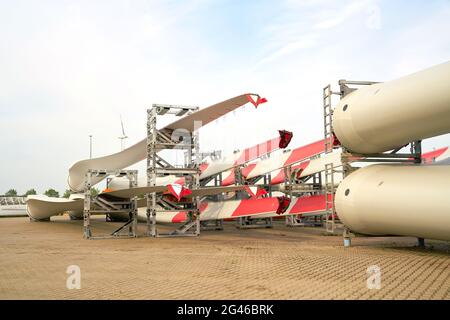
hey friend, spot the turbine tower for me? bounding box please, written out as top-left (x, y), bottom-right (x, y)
top-left (118, 114), bottom-right (128, 151)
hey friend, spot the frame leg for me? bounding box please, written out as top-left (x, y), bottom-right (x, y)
top-left (418, 237), bottom-right (425, 248)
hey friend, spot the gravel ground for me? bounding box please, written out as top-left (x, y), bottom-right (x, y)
top-left (0, 216), bottom-right (449, 300)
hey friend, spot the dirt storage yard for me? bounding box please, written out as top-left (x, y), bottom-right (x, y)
top-left (0, 216), bottom-right (449, 300)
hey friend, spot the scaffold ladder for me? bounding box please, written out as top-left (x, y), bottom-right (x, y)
top-left (323, 85), bottom-right (334, 154)
top-left (324, 162), bottom-right (336, 233)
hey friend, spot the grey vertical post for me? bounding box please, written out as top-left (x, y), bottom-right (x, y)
top-left (418, 238), bottom-right (425, 248)
top-left (284, 165), bottom-right (292, 226)
top-left (343, 228), bottom-right (352, 247)
top-left (146, 107), bottom-right (158, 237)
top-left (89, 135), bottom-right (93, 159)
top-left (129, 170), bottom-right (138, 237)
top-left (83, 171), bottom-right (92, 239)
top-left (193, 116), bottom-right (201, 235)
top-left (323, 85), bottom-right (333, 154)
top-left (412, 140), bottom-right (422, 164)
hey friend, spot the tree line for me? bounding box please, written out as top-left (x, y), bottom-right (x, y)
top-left (3, 188), bottom-right (100, 198)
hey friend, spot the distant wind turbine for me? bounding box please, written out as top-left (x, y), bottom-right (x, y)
top-left (118, 114), bottom-right (128, 151)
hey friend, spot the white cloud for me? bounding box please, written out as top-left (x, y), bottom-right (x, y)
top-left (312, 0), bottom-right (373, 30)
top-left (254, 34), bottom-right (318, 68)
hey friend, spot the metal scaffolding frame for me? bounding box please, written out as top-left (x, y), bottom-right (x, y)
top-left (199, 171), bottom-right (225, 231)
top-left (283, 165), bottom-right (298, 227)
top-left (323, 79), bottom-right (423, 246)
top-left (83, 169), bottom-right (138, 239)
top-left (237, 216), bottom-right (273, 229)
top-left (324, 162), bottom-right (338, 233)
top-left (200, 218), bottom-right (224, 231)
top-left (322, 84), bottom-right (345, 234)
top-left (197, 157), bottom-right (229, 231)
top-left (235, 166), bottom-right (273, 229)
top-left (146, 104), bottom-right (201, 237)
top-left (283, 165), bottom-right (326, 227)
top-left (0, 196), bottom-right (27, 205)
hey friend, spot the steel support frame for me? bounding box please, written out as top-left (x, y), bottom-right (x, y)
top-left (200, 171), bottom-right (224, 231)
top-left (324, 162), bottom-right (339, 233)
top-left (283, 166), bottom-right (325, 227)
top-left (283, 165), bottom-right (296, 227)
top-left (236, 217), bottom-right (273, 229)
top-left (200, 219), bottom-right (224, 231)
top-left (322, 84), bottom-right (345, 234)
top-left (83, 169), bottom-right (138, 240)
top-left (325, 80), bottom-right (422, 246)
top-left (199, 171), bottom-right (221, 187)
top-left (234, 167), bottom-right (273, 229)
top-left (146, 104), bottom-right (201, 238)
top-left (286, 215), bottom-right (323, 227)
top-left (0, 196), bottom-right (27, 205)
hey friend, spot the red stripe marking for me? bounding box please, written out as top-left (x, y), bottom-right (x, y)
top-left (175, 177), bottom-right (185, 185)
top-left (232, 197), bottom-right (280, 217)
top-left (241, 163), bottom-right (257, 178)
top-left (221, 171), bottom-right (235, 186)
top-left (292, 160), bottom-right (311, 179)
top-left (171, 212), bottom-right (188, 223)
top-left (246, 94), bottom-right (257, 106)
top-left (234, 137), bottom-right (281, 165)
top-left (246, 94), bottom-right (268, 108)
top-left (270, 170), bottom-right (286, 185)
top-left (269, 160), bottom-right (310, 185)
top-left (283, 139), bottom-right (324, 167)
top-left (171, 202), bottom-right (208, 223)
top-left (288, 194), bottom-right (332, 214)
top-left (258, 97), bottom-right (268, 104)
top-left (200, 163), bottom-right (209, 172)
top-left (422, 147), bottom-right (448, 163)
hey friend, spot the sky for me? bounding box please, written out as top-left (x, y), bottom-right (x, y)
top-left (0, 0), bottom-right (449, 195)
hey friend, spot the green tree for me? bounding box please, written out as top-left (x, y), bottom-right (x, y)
top-left (44, 188), bottom-right (60, 198)
top-left (5, 189), bottom-right (17, 196)
top-left (63, 189), bottom-right (73, 198)
top-left (91, 187), bottom-right (100, 197)
top-left (24, 189), bottom-right (37, 196)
